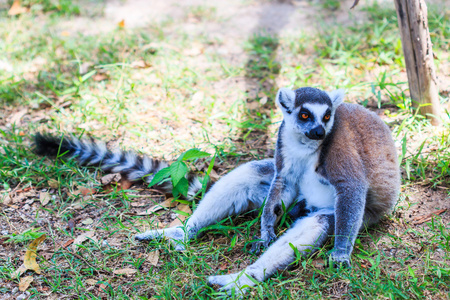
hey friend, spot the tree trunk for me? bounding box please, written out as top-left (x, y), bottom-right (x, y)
top-left (394, 0), bottom-right (441, 125)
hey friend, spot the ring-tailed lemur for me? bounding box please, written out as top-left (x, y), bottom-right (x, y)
top-left (33, 87), bottom-right (400, 295)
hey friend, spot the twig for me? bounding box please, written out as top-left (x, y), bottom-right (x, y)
top-left (412, 209), bottom-right (447, 225)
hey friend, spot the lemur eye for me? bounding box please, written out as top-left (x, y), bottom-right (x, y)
top-left (323, 114), bottom-right (331, 121)
top-left (301, 113), bottom-right (309, 120)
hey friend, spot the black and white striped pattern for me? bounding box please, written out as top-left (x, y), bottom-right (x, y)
top-left (33, 133), bottom-right (203, 199)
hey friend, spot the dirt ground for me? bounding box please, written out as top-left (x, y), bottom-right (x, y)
top-left (0, 0), bottom-right (449, 298)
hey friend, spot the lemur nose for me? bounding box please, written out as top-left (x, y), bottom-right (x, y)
top-left (307, 126), bottom-right (325, 140)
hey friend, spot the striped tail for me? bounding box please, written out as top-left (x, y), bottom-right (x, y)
top-left (33, 133), bottom-right (203, 199)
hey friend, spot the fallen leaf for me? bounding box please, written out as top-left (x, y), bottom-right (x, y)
top-left (70, 189), bottom-right (81, 196)
top-left (82, 218), bottom-right (94, 225)
top-left (11, 193), bottom-right (26, 204)
top-left (102, 184), bottom-right (115, 193)
top-left (23, 190), bottom-right (37, 197)
top-left (219, 263), bottom-right (228, 270)
top-left (80, 187), bottom-right (96, 196)
top-left (101, 173), bottom-right (121, 185)
top-left (131, 60), bottom-right (151, 69)
top-left (120, 178), bottom-right (133, 190)
top-left (19, 275), bottom-right (33, 291)
top-left (62, 239), bottom-right (74, 248)
top-left (130, 201), bottom-right (148, 207)
top-left (9, 108), bottom-right (27, 125)
top-left (182, 43), bottom-right (204, 56)
top-left (78, 62), bottom-right (92, 75)
top-left (98, 282), bottom-right (108, 292)
top-left (48, 179), bottom-right (59, 189)
top-left (2, 194), bottom-right (12, 205)
top-left (0, 237), bottom-right (9, 246)
top-left (103, 178), bottom-right (133, 193)
top-left (16, 187), bottom-right (32, 193)
top-left (247, 101), bottom-right (259, 110)
top-left (137, 198), bottom-right (178, 215)
top-left (113, 268), bottom-right (136, 276)
top-left (11, 264), bottom-right (27, 278)
top-left (85, 278), bottom-right (97, 285)
top-left (39, 192), bottom-right (51, 206)
top-left (36, 286), bottom-right (49, 292)
top-left (70, 200), bottom-right (86, 210)
top-left (312, 259), bottom-right (325, 268)
top-left (168, 218), bottom-right (182, 227)
top-left (72, 230), bottom-right (95, 250)
top-left (24, 234), bottom-right (47, 275)
top-left (93, 73), bottom-right (108, 82)
top-left (8, 0), bottom-right (28, 16)
top-left (259, 96), bottom-right (268, 105)
top-left (147, 250), bottom-right (159, 266)
top-left (168, 204), bottom-right (192, 227)
top-left (209, 169), bottom-right (220, 181)
top-left (191, 91), bottom-right (204, 106)
top-left (257, 91), bottom-right (266, 99)
top-left (412, 209), bottom-right (447, 225)
top-left (117, 19), bottom-right (125, 28)
top-left (176, 203), bottom-right (193, 216)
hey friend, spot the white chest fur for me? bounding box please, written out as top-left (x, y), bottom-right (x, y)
top-left (298, 161), bottom-right (336, 210)
top-left (280, 132), bottom-right (336, 210)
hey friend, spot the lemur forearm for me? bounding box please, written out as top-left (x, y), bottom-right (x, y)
top-left (261, 175), bottom-right (284, 230)
top-left (333, 183), bottom-right (367, 256)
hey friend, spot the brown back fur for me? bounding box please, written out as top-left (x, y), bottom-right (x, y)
top-left (318, 103), bottom-right (400, 225)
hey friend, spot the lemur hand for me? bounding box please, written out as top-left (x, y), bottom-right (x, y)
top-left (250, 226), bottom-right (276, 254)
top-left (250, 208), bottom-right (277, 254)
top-left (329, 249), bottom-right (351, 268)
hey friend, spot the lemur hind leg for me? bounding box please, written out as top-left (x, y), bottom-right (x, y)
top-left (135, 159), bottom-right (275, 250)
top-left (208, 209), bottom-right (334, 295)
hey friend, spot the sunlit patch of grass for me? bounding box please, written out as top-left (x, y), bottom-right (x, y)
top-left (319, 0), bottom-right (341, 11)
top-left (186, 5), bottom-right (217, 22)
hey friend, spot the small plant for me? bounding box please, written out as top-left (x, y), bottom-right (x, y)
top-left (6, 228), bottom-right (46, 244)
top-left (321, 0), bottom-right (340, 10)
top-left (187, 5), bottom-right (217, 21)
top-left (149, 149), bottom-right (211, 198)
top-left (24, 0), bottom-right (81, 16)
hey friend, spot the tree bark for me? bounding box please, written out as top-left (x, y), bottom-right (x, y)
top-left (394, 0), bottom-right (441, 125)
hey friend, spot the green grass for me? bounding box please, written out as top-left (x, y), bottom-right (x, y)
top-left (1, 0), bottom-right (449, 299)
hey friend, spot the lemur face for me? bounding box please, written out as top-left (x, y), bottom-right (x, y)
top-left (276, 87), bottom-right (345, 141)
top-left (296, 103), bottom-right (332, 140)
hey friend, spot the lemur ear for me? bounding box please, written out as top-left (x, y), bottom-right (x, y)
top-left (276, 88), bottom-right (296, 114)
top-left (327, 89), bottom-right (345, 108)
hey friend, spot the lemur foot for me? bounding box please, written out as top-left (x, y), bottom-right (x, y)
top-left (135, 227), bottom-right (187, 251)
top-left (250, 228), bottom-right (276, 255)
top-left (208, 272), bottom-right (256, 296)
top-left (328, 250), bottom-right (351, 268)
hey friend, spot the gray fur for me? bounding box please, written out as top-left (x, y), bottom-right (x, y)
top-left (135, 159), bottom-right (275, 249)
top-left (120, 87), bottom-right (399, 295)
top-left (33, 134), bottom-right (195, 199)
top-left (276, 88), bottom-right (296, 114)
